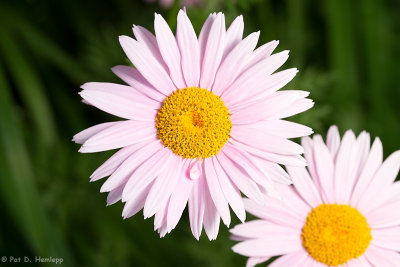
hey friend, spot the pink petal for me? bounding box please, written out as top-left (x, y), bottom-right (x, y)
top-left (231, 120), bottom-right (312, 139)
top-left (199, 13), bottom-right (226, 90)
top-left (229, 138), bottom-right (307, 167)
top-left (326, 125), bottom-right (341, 159)
top-left (274, 183), bottom-right (312, 219)
top-left (217, 151), bottom-right (265, 205)
top-left (360, 150), bottom-right (400, 200)
top-left (334, 130), bottom-right (363, 204)
top-left (212, 31), bottom-right (260, 95)
top-left (111, 65), bottom-right (166, 101)
top-left (268, 251), bottom-right (308, 267)
top-left (351, 137), bottom-right (383, 207)
top-left (371, 226), bottom-right (400, 251)
top-left (364, 245), bottom-right (400, 267)
top-left (353, 131), bottom-right (371, 178)
top-left (204, 158), bottom-right (231, 226)
top-left (176, 10), bottom-right (200, 87)
top-left (251, 157), bottom-right (292, 185)
top-left (223, 143), bottom-right (275, 193)
top-left (119, 35), bottom-right (175, 95)
top-left (230, 125), bottom-right (304, 155)
top-left (188, 174), bottom-right (205, 240)
top-left (154, 197), bottom-right (169, 231)
top-left (212, 157), bottom-right (246, 222)
top-left (223, 15), bottom-right (244, 56)
top-left (244, 40), bottom-right (279, 72)
top-left (222, 51), bottom-right (290, 106)
top-left (269, 98), bottom-right (314, 120)
top-left (100, 141), bottom-right (164, 192)
top-left (203, 182), bottom-right (220, 240)
top-left (366, 200), bottom-right (400, 228)
top-left (122, 182), bottom-right (153, 219)
top-left (230, 220), bottom-right (300, 240)
top-left (346, 255), bottom-right (372, 267)
top-left (132, 25), bottom-right (169, 73)
top-left (143, 155), bottom-right (183, 218)
top-left (79, 121), bottom-right (156, 153)
top-left (198, 13), bottom-right (217, 59)
top-left (224, 68), bottom-right (298, 109)
top-left (286, 166), bottom-right (322, 208)
top-left (359, 182), bottom-right (400, 215)
top-left (122, 148), bottom-right (172, 202)
top-left (80, 83), bottom-right (160, 120)
top-left (73, 122), bottom-right (118, 144)
top-left (230, 90), bottom-right (307, 124)
top-left (232, 236), bottom-right (302, 258)
top-left (106, 184), bottom-right (125, 206)
top-left (312, 135), bottom-right (335, 203)
top-left (166, 160), bottom-right (194, 232)
top-left (154, 13), bottom-right (186, 88)
top-left (246, 257), bottom-right (270, 267)
top-left (90, 144), bottom-right (143, 181)
top-left (243, 198), bottom-right (303, 228)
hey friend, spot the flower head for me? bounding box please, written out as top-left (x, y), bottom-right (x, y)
top-left (231, 126), bottom-right (400, 266)
top-left (74, 10), bottom-right (313, 240)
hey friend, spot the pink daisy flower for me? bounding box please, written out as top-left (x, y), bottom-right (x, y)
top-left (73, 10), bottom-right (313, 240)
top-left (231, 126), bottom-right (400, 266)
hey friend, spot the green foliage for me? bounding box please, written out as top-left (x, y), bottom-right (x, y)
top-left (0, 0), bottom-right (399, 266)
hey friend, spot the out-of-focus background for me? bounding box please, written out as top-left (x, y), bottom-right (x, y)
top-left (0, 0), bottom-right (399, 266)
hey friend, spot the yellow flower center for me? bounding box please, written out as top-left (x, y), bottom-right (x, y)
top-left (301, 204), bottom-right (372, 266)
top-left (156, 87), bottom-right (232, 159)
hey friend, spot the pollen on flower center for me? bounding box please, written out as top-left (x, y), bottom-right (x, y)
top-left (156, 87), bottom-right (232, 159)
top-left (301, 204), bottom-right (372, 266)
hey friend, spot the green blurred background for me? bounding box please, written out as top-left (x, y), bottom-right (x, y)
top-left (0, 0), bottom-right (399, 266)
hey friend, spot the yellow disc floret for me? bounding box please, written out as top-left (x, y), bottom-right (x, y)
top-left (301, 204), bottom-right (372, 266)
top-left (156, 87), bottom-right (232, 159)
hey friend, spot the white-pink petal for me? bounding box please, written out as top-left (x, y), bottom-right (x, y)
top-left (199, 13), bottom-right (225, 90)
top-left (176, 10), bottom-right (200, 87)
top-left (143, 155), bottom-right (183, 218)
top-left (212, 157), bottom-right (246, 222)
top-left (244, 40), bottom-right (279, 72)
top-left (311, 135), bottom-right (335, 203)
top-left (111, 65), bottom-right (166, 101)
top-left (203, 183), bottom-right (220, 240)
top-left (119, 35), bottom-right (175, 95)
top-left (230, 125), bottom-right (304, 155)
top-left (166, 160), bottom-right (193, 232)
top-left (212, 31), bottom-right (260, 95)
top-left (154, 13), bottom-right (186, 88)
top-left (79, 121), bottom-right (156, 153)
top-left (364, 245), bottom-right (400, 267)
top-left (350, 137), bottom-right (383, 207)
top-left (80, 83), bottom-right (159, 120)
top-left (223, 15), bottom-right (244, 56)
top-left (326, 125), bottom-right (341, 159)
top-left (132, 24), bottom-right (169, 73)
top-left (268, 251), bottom-right (308, 267)
top-left (122, 182), bottom-right (153, 219)
top-left (371, 226), bottom-right (400, 251)
top-left (204, 158), bottom-right (231, 226)
top-left (232, 236), bottom-right (302, 258)
top-left (122, 148), bottom-right (172, 202)
top-left (90, 144), bottom-right (142, 182)
top-left (73, 122), bottom-right (118, 144)
top-left (334, 130), bottom-right (359, 204)
top-left (286, 166), bottom-right (322, 208)
top-left (217, 151), bottom-right (265, 205)
top-left (188, 174), bottom-right (205, 240)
